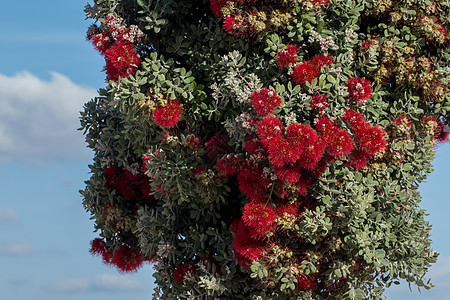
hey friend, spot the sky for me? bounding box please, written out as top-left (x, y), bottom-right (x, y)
top-left (0, 1), bottom-right (449, 299)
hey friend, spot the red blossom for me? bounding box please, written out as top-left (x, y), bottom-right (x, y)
top-left (296, 274), bottom-right (317, 291)
top-left (90, 238), bottom-right (107, 256)
top-left (173, 262), bottom-right (197, 283)
top-left (273, 164), bottom-right (302, 183)
top-left (112, 244), bottom-right (144, 272)
top-left (268, 135), bottom-right (296, 167)
top-left (232, 219), bottom-right (266, 261)
top-left (91, 31), bottom-right (114, 54)
top-left (347, 150), bottom-right (370, 170)
top-left (186, 134), bottom-right (202, 149)
top-left (217, 154), bottom-right (241, 176)
top-left (310, 54), bottom-right (333, 70)
top-left (205, 135), bottom-right (233, 160)
top-left (276, 44), bottom-right (299, 68)
top-left (223, 15), bottom-right (238, 35)
top-left (242, 200), bottom-right (276, 238)
top-left (244, 135), bottom-right (267, 159)
top-left (356, 126), bottom-right (388, 156)
top-left (238, 160), bottom-right (270, 202)
top-left (347, 77), bottom-right (372, 104)
top-left (256, 115), bottom-right (283, 147)
top-left (210, 0), bottom-right (228, 17)
top-left (342, 109), bottom-right (368, 132)
top-left (152, 99), bottom-right (183, 128)
top-left (250, 88), bottom-right (282, 116)
top-left (104, 41), bottom-right (140, 81)
top-left (292, 62), bottom-right (319, 87)
top-left (104, 165), bottom-right (120, 188)
top-left (317, 118), bottom-right (354, 159)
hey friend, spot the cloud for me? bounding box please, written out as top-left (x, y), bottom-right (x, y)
top-left (93, 274), bottom-right (146, 291)
top-left (0, 207), bottom-right (18, 225)
top-left (0, 240), bottom-right (34, 256)
top-left (0, 71), bottom-right (97, 161)
top-left (47, 273), bottom-right (146, 293)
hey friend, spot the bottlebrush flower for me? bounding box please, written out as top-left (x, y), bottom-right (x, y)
top-left (276, 44), bottom-right (299, 68)
top-left (217, 154), bottom-right (241, 176)
top-left (210, 0), bottom-right (228, 17)
top-left (238, 160), bottom-right (270, 202)
top-left (104, 165), bottom-right (120, 188)
top-left (104, 41), bottom-right (140, 81)
top-left (296, 274), bottom-right (316, 291)
top-left (342, 109), bottom-right (368, 132)
top-left (268, 135), bottom-right (296, 167)
top-left (185, 134), bottom-right (202, 150)
top-left (232, 219), bottom-right (266, 260)
top-left (152, 99), bottom-right (183, 128)
top-left (285, 123), bottom-right (318, 157)
top-left (242, 200), bottom-right (276, 238)
top-left (273, 164), bottom-right (302, 183)
top-left (205, 135), bottom-right (233, 160)
top-left (244, 135), bottom-right (267, 159)
top-left (250, 88), bottom-right (282, 116)
top-left (256, 115), bottom-right (283, 147)
top-left (297, 137), bottom-right (326, 170)
top-left (173, 262), bottom-right (197, 283)
top-left (90, 238), bottom-right (107, 256)
top-left (115, 174), bottom-right (137, 200)
top-left (390, 114), bottom-right (413, 135)
top-left (347, 77), bottom-right (372, 104)
top-left (317, 118), bottom-right (354, 158)
top-left (112, 244), bottom-right (144, 272)
top-left (223, 15), bottom-right (238, 35)
top-left (356, 126), bottom-right (388, 156)
top-left (310, 54), bottom-right (333, 70)
top-left (201, 255), bottom-right (222, 275)
top-left (347, 150), bottom-right (370, 170)
top-left (292, 62), bottom-right (319, 87)
top-left (91, 31), bottom-right (114, 54)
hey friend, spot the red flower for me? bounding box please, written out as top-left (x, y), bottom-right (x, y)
top-left (297, 137), bottom-right (326, 170)
top-left (232, 219), bottom-right (266, 261)
top-left (347, 77), bottom-right (372, 104)
top-left (173, 262), bottom-right (197, 283)
top-left (276, 44), bottom-right (299, 68)
top-left (296, 274), bottom-right (316, 291)
top-left (104, 41), bottom-right (140, 81)
top-left (244, 135), bottom-right (267, 159)
top-left (186, 134), bottom-right (202, 149)
top-left (342, 109), bottom-right (368, 132)
top-left (250, 88), bottom-right (282, 116)
top-left (292, 62), bottom-right (319, 86)
top-left (310, 54), bottom-right (333, 70)
top-left (104, 165), bottom-right (120, 188)
top-left (223, 15), bottom-right (238, 35)
top-left (242, 200), bottom-right (276, 238)
top-left (285, 123), bottom-right (318, 159)
top-left (317, 118), bottom-right (354, 159)
top-left (256, 115), bottom-right (283, 147)
top-left (112, 244), bottom-right (144, 272)
top-left (237, 160), bottom-right (270, 202)
top-left (205, 135), bottom-right (233, 160)
top-left (274, 164), bottom-right (302, 183)
top-left (152, 99), bottom-right (183, 128)
top-left (217, 154), bottom-right (241, 176)
top-left (115, 174), bottom-right (137, 200)
top-left (347, 150), bottom-right (370, 170)
top-left (91, 31), bottom-right (114, 54)
top-left (201, 255), bottom-right (222, 275)
top-left (268, 135), bottom-right (296, 167)
top-left (210, 0), bottom-right (228, 17)
top-left (356, 126), bottom-right (387, 156)
top-left (90, 238), bottom-right (107, 256)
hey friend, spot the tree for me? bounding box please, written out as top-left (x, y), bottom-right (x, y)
top-left (80, 0), bottom-right (450, 298)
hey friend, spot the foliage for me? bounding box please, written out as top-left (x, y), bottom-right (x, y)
top-left (80, 0), bottom-right (450, 298)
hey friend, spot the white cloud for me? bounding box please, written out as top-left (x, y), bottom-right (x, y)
top-left (0, 240), bottom-right (34, 256)
top-left (47, 273), bottom-right (146, 293)
top-left (0, 207), bottom-right (18, 225)
top-left (93, 274), bottom-right (146, 291)
top-left (0, 71), bottom-right (97, 161)
top-left (48, 278), bottom-right (92, 293)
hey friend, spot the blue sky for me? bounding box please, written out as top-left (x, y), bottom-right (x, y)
top-left (0, 1), bottom-right (449, 299)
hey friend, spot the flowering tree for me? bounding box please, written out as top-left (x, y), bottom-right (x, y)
top-left (80, 0), bottom-right (450, 298)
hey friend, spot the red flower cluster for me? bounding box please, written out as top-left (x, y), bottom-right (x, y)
top-left (88, 14), bottom-right (141, 81)
top-left (90, 239), bottom-right (145, 272)
top-left (316, 117), bottom-right (354, 159)
top-left (421, 115), bottom-right (448, 142)
top-left (237, 160), bottom-right (270, 202)
top-left (217, 154), bottom-right (241, 176)
top-left (210, 0), bottom-right (229, 17)
top-left (347, 77), bottom-right (372, 104)
top-left (173, 262), bottom-right (197, 283)
top-left (152, 99), bottom-right (183, 128)
top-left (104, 165), bottom-right (155, 201)
top-left (242, 200), bottom-right (276, 238)
top-left (342, 110), bottom-right (388, 169)
top-left (205, 135), bottom-right (234, 160)
top-left (292, 55), bottom-right (333, 87)
top-left (231, 218), bottom-right (266, 268)
top-left (276, 44), bottom-right (299, 68)
top-left (250, 88), bottom-right (282, 116)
